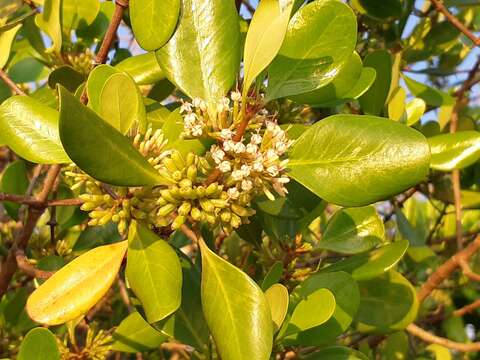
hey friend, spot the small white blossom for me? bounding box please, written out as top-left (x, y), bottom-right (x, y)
top-left (232, 169), bottom-right (245, 181)
top-left (267, 165), bottom-right (279, 177)
top-left (265, 149), bottom-right (278, 162)
top-left (266, 121), bottom-right (276, 132)
top-left (220, 129), bottom-right (233, 140)
top-left (192, 97), bottom-right (203, 108)
top-left (252, 161), bottom-right (264, 172)
top-left (227, 187), bottom-right (240, 200)
top-left (233, 142), bottom-right (246, 154)
top-left (241, 179), bottom-right (253, 191)
top-left (250, 133), bottom-right (262, 145)
top-left (231, 91), bottom-right (242, 102)
top-left (277, 177), bottom-right (290, 184)
top-left (191, 125), bottom-right (203, 137)
top-left (180, 102), bottom-right (193, 113)
top-left (246, 143), bottom-right (258, 154)
top-left (184, 113), bottom-right (197, 125)
top-left (217, 97), bottom-right (231, 113)
top-left (240, 165), bottom-right (251, 177)
top-left (275, 141), bottom-right (288, 154)
top-left (211, 146), bottom-right (225, 164)
top-left (218, 161), bottom-right (231, 173)
top-left (223, 140), bottom-right (235, 152)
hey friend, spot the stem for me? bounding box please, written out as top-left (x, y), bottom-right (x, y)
top-left (430, 0), bottom-right (480, 46)
top-left (0, 69), bottom-right (26, 96)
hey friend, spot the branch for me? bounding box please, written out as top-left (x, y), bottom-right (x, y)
top-left (15, 250), bottom-right (54, 279)
top-left (0, 69), bottom-right (26, 96)
top-left (430, 0), bottom-right (480, 46)
top-left (453, 299), bottom-right (480, 317)
top-left (407, 323), bottom-right (480, 352)
top-left (458, 258), bottom-right (480, 282)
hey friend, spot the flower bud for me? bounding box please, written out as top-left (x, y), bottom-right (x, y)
top-left (178, 202), bottom-right (192, 216)
top-left (157, 204), bottom-right (176, 217)
top-left (172, 215), bottom-right (186, 229)
top-left (199, 199), bottom-right (215, 213)
top-left (191, 207), bottom-right (202, 221)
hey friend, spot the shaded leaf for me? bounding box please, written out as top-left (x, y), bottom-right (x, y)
top-left (18, 328), bottom-right (60, 360)
top-left (48, 65), bottom-right (85, 93)
top-left (62, 0), bottom-right (100, 33)
top-left (0, 160), bottom-right (28, 220)
top-left (304, 346), bottom-right (368, 360)
top-left (27, 241), bottom-right (127, 325)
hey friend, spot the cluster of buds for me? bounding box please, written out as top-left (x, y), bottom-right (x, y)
top-left (205, 120), bottom-right (292, 201)
top-left (153, 150), bottom-right (255, 232)
top-left (65, 48), bottom-right (94, 75)
top-left (180, 91), bottom-right (264, 139)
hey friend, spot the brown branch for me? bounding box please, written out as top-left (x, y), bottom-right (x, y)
top-left (458, 258), bottom-right (480, 282)
top-left (430, 0), bottom-right (480, 46)
top-left (407, 323), bottom-right (480, 352)
top-left (15, 250), bottom-right (54, 279)
top-left (0, 69), bottom-right (26, 96)
top-left (453, 299), bottom-right (480, 317)
top-left (117, 277), bottom-right (133, 312)
top-left (451, 169), bottom-right (463, 248)
top-left (0, 193), bottom-right (83, 207)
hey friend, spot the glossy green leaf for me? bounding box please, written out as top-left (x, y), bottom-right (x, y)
top-left (405, 98), bottom-right (426, 126)
top-left (199, 239), bottom-right (273, 360)
top-left (289, 52), bottom-right (363, 106)
top-left (261, 261), bottom-right (284, 291)
top-left (0, 9), bottom-right (35, 33)
top-left (156, 0), bottom-right (240, 104)
top-left (429, 131), bottom-right (480, 171)
top-left (0, 160), bottom-right (28, 220)
top-left (48, 65), bottom-right (85, 93)
top-left (62, 0), bottom-right (100, 33)
top-left (158, 253), bottom-right (210, 352)
top-left (265, 284), bottom-right (289, 332)
top-left (86, 64), bottom-right (119, 112)
top-left (288, 115), bottom-right (431, 207)
top-left (126, 221), bottom-right (182, 323)
top-left (243, 0), bottom-right (293, 97)
top-left (287, 272), bottom-right (359, 345)
top-left (319, 206), bottom-right (384, 254)
top-left (304, 346), bottom-right (368, 360)
top-left (130, 0), bottom-right (180, 51)
top-left (403, 74), bottom-right (454, 108)
top-left (27, 241), bottom-right (127, 325)
top-left (18, 328), bottom-right (60, 360)
top-left (58, 86), bottom-right (172, 186)
top-left (115, 53), bottom-right (165, 85)
top-left (112, 312), bottom-right (167, 353)
top-left (342, 67), bottom-right (376, 100)
top-left (388, 87), bottom-right (406, 122)
top-left (35, 0), bottom-right (62, 53)
top-left (0, 23), bottom-right (21, 68)
top-left (287, 288), bottom-right (335, 334)
top-left (322, 240), bottom-right (409, 281)
top-left (356, 271), bottom-right (418, 332)
top-left (0, 96), bottom-right (70, 164)
top-left (359, 50), bottom-right (392, 115)
top-left (99, 72), bottom-right (146, 134)
top-left (267, 0), bottom-right (357, 100)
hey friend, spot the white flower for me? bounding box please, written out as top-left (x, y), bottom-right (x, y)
top-left (266, 165), bottom-right (279, 177)
top-left (191, 125), bottom-right (203, 137)
top-left (266, 121), bottom-right (276, 132)
top-left (231, 91), bottom-right (242, 102)
top-left (275, 141), bottom-right (288, 154)
top-left (240, 164), bottom-right (251, 177)
top-left (265, 149), bottom-right (278, 162)
top-left (180, 102), bottom-right (193, 113)
top-left (218, 161), bottom-right (231, 173)
top-left (232, 169), bottom-right (245, 181)
top-left (217, 97), bottom-right (231, 113)
top-left (252, 161), bottom-right (264, 172)
top-left (233, 142), bottom-right (246, 154)
top-left (211, 146), bottom-right (225, 164)
top-left (223, 140), bottom-right (235, 152)
top-left (184, 113), bottom-right (197, 125)
top-left (227, 187), bottom-right (240, 200)
top-left (246, 143), bottom-right (258, 154)
top-left (250, 133), bottom-right (262, 145)
top-left (220, 128), bottom-right (233, 140)
top-left (241, 179), bottom-right (253, 191)
top-left (192, 97), bottom-right (203, 108)
top-left (277, 176), bottom-right (290, 184)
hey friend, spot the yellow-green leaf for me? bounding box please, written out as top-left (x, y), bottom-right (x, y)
top-left (35, 0), bottom-right (62, 53)
top-left (27, 241), bottom-right (127, 325)
top-left (388, 87), bottom-right (406, 122)
top-left (199, 239), bottom-right (273, 360)
top-left (265, 284), bottom-right (289, 332)
top-left (0, 23), bottom-right (21, 68)
top-left (243, 0), bottom-right (293, 98)
top-left (405, 98), bottom-right (426, 126)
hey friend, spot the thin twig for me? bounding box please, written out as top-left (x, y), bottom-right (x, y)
top-left (407, 323), bottom-right (480, 352)
top-left (0, 69), bottom-right (26, 96)
top-left (453, 299), bottom-right (480, 317)
top-left (15, 250), bottom-right (54, 279)
top-left (430, 0), bottom-right (480, 46)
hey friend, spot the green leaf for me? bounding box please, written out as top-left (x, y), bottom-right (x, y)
top-left (286, 272), bottom-right (360, 346)
top-left (289, 52), bottom-right (363, 106)
top-left (319, 206), bottom-right (384, 254)
top-left (427, 344), bottom-right (452, 360)
top-left (405, 98), bottom-right (426, 126)
top-left (112, 312), bottom-right (167, 353)
top-left (58, 86), bottom-right (172, 187)
top-left (303, 346), bottom-right (369, 360)
top-left (48, 65), bottom-right (85, 93)
top-left (86, 64), bottom-right (119, 112)
top-left (0, 23), bottom-right (21, 68)
top-left (115, 53), bottom-right (165, 85)
top-left (243, 0), bottom-right (293, 97)
top-left (388, 87), bottom-right (406, 122)
top-left (288, 114), bottom-right (431, 207)
top-left (261, 261), bottom-right (284, 291)
top-left (199, 239), bottom-right (273, 360)
top-left (35, 0), bottom-right (62, 53)
top-left (322, 240), bottom-right (409, 281)
top-left (27, 241), bottom-right (127, 325)
top-left (126, 221), bottom-right (182, 323)
top-left (429, 131), bottom-right (480, 171)
top-left (265, 284), bottom-right (289, 332)
top-left (0, 96), bottom-right (70, 164)
top-left (99, 72), bottom-right (146, 134)
top-left (267, 0), bottom-right (357, 100)
top-left (18, 328), bottom-right (60, 360)
top-left (287, 288), bottom-right (335, 334)
top-left (403, 74), bottom-right (454, 108)
top-left (351, 0), bottom-right (403, 20)
top-left (130, 0), bottom-right (180, 51)
top-left (359, 50), bottom-right (392, 115)
top-left (356, 271), bottom-right (418, 332)
top-left (62, 0), bottom-right (100, 33)
top-left (0, 160), bottom-right (28, 220)
top-left (156, 0), bottom-right (240, 104)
